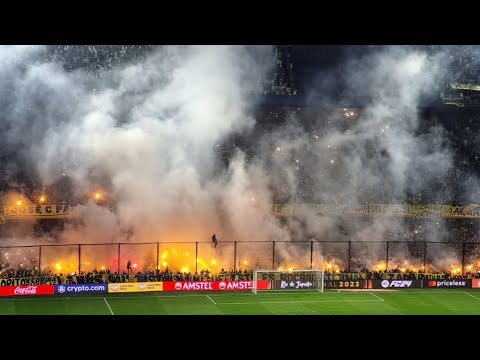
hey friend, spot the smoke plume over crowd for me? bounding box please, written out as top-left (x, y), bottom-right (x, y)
top-left (0, 45), bottom-right (478, 273)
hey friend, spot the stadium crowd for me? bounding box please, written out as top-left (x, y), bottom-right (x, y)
top-left (0, 266), bottom-right (478, 285)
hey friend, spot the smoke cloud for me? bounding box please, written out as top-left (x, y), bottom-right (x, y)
top-left (0, 45), bottom-right (476, 273)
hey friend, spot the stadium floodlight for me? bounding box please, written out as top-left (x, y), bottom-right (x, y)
top-left (252, 269), bottom-right (324, 294)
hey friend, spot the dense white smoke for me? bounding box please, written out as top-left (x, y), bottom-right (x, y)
top-left (254, 46), bottom-right (459, 269)
top-left (1, 45), bottom-right (294, 271)
top-left (0, 45), bottom-right (474, 273)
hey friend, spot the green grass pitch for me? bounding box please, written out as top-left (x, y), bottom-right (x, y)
top-left (1, 288), bottom-right (480, 315)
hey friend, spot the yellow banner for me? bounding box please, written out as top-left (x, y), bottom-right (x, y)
top-left (108, 282), bottom-right (163, 293)
top-left (272, 203), bottom-right (368, 217)
top-left (272, 203), bottom-right (480, 219)
top-left (370, 204), bottom-right (480, 219)
top-left (3, 204), bottom-right (70, 219)
top-left (3, 202), bottom-right (480, 222)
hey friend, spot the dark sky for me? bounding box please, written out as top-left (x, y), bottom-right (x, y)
top-left (269, 45), bottom-right (441, 107)
top-left (44, 45), bottom-right (442, 107)
top-left (262, 45), bottom-right (372, 106)
top-left (290, 45), bottom-right (355, 91)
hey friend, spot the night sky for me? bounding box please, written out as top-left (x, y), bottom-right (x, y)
top-left (263, 45), bottom-right (444, 107)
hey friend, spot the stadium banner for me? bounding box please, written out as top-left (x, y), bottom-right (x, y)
top-left (472, 279), bottom-right (480, 288)
top-left (3, 204), bottom-right (69, 219)
top-left (272, 203), bottom-right (368, 217)
top-left (272, 203), bottom-right (480, 219)
top-left (368, 204), bottom-right (410, 217)
top-left (324, 280), bottom-right (364, 289)
top-left (104, 274), bottom-right (132, 283)
top-left (271, 279), bottom-right (319, 290)
top-left (324, 273), bottom-right (367, 280)
top-left (108, 282), bottom-right (163, 293)
top-left (257, 272), bottom-right (322, 282)
top-left (406, 204), bottom-right (480, 220)
top-left (54, 284), bottom-right (108, 294)
top-left (0, 285), bottom-right (54, 297)
top-left (162, 280), bottom-right (269, 291)
top-left (372, 279), bottom-right (422, 289)
top-left (0, 276), bottom-right (60, 286)
top-left (324, 272), bottom-right (463, 281)
top-left (378, 273), bottom-right (464, 280)
top-left (423, 279), bottom-right (472, 288)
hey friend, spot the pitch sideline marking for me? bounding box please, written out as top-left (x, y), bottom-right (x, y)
top-left (0, 290), bottom-right (478, 302)
top-left (103, 297), bottom-right (114, 315)
top-left (206, 295), bottom-right (217, 305)
top-left (464, 292), bottom-right (480, 301)
top-left (369, 292), bottom-right (385, 301)
top-left (215, 299), bottom-right (382, 305)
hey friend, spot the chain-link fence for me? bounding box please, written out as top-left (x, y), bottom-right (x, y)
top-left (1, 240), bottom-right (479, 275)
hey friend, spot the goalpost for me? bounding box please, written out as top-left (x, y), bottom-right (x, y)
top-left (252, 269), bottom-right (324, 294)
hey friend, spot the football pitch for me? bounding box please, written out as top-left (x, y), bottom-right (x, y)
top-left (1, 288), bottom-right (480, 315)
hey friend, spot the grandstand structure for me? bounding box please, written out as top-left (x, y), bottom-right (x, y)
top-left (439, 83), bottom-right (480, 107)
top-left (3, 46), bottom-right (480, 275)
top-left (0, 238), bottom-right (478, 278)
top-left (3, 106), bottom-right (480, 242)
top-left (435, 46), bottom-right (480, 107)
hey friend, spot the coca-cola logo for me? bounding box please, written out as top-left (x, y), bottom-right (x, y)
top-left (174, 282), bottom-right (182, 290)
top-left (14, 286), bottom-right (37, 295)
top-left (137, 284), bottom-right (146, 290)
top-left (219, 282), bottom-right (226, 290)
top-left (110, 285), bottom-right (119, 291)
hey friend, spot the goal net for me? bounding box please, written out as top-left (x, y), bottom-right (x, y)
top-left (252, 269), bottom-right (324, 294)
